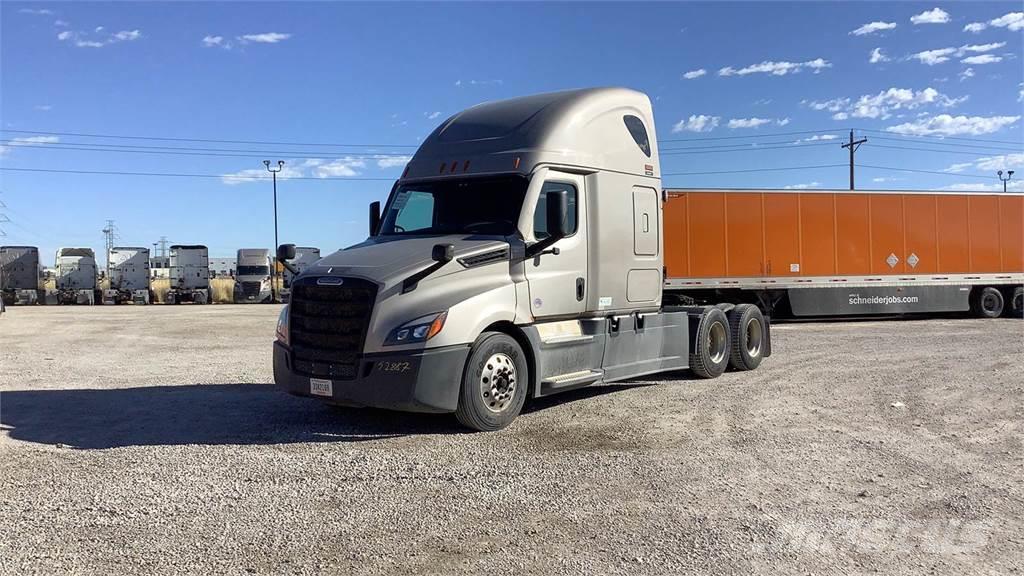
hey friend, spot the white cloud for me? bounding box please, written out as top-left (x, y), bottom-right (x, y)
top-left (801, 134), bottom-right (839, 142)
top-left (376, 155), bottom-right (413, 169)
top-left (961, 54), bottom-right (1001, 65)
top-left (727, 117), bottom-right (774, 129)
top-left (34, 104), bottom-right (53, 111)
top-left (886, 114), bottom-right (1020, 136)
top-left (972, 153), bottom-right (1024, 172)
top-left (963, 22), bottom-right (987, 33)
top-left (941, 181), bottom-right (1024, 192)
top-left (850, 21), bottom-right (897, 35)
top-left (959, 67), bottom-right (975, 81)
top-left (872, 177), bottom-right (907, 183)
top-left (237, 32), bottom-right (291, 44)
top-left (784, 182), bottom-right (822, 190)
top-left (910, 8), bottom-right (951, 25)
top-left (1019, 82), bottom-right (1023, 102)
top-left (312, 157), bottom-right (365, 177)
top-left (56, 28), bottom-right (142, 48)
top-left (806, 88), bottom-right (966, 121)
top-left (221, 164), bottom-right (304, 185)
top-left (718, 58), bottom-right (831, 77)
top-left (425, 111), bottom-right (441, 120)
top-left (910, 42), bottom-right (1006, 65)
top-left (777, 118), bottom-right (790, 127)
top-left (943, 161), bottom-right (975, 173)
top-left (19, 8), bottom-right (54, 15)
top-left (869, 48), bottom-right (890, 64)
top-left (682, 68), bottom-right (707, 80)
top-left (989, 12), bottom-right (1024, 32)
top-left (671, 115), bottom-right (720, 133)
top-left (454, 79), bottom-right (503, 87)
top-left (202, 35), bottom-right (224, 48)
top-left (54, 19), bottom-right (70, 27)
top-left (753, 98), bottom-right (772, 106)
top-left (0, 136), bottom-right (60, 155)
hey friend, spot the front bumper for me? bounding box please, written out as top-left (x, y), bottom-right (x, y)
top-left (273, 341), bottom-right (470, 413)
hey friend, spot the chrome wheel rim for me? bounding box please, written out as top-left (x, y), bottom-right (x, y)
top-left (746, 318), bottom-right (763, 357)
top-left (480, 353), bottom-right (516, 413)
top-left (707, 321), bottom-right (728, 364)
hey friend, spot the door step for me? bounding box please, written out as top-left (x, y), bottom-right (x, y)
top-left (541, 369), bottom-right (603, 393)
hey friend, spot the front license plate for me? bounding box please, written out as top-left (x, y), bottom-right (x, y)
top-left (310, 378), bottom-right (333, 397)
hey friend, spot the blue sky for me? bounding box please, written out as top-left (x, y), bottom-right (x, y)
top-left (1, 1), bottom-right (1022, 259)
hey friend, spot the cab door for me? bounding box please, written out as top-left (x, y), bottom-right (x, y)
top-left (524, 170), bottom-right (588, 319)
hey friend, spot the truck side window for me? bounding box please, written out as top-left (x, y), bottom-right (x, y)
top-left (533, 182), bottom-right (578, 240)
top-left (623, 115), bottom-right (651, 157)
top-left (391, 190), bottom-right (435, 232)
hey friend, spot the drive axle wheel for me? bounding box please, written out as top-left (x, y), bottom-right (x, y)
top-left (690, 307), bottom-right (731, 379)
top-left (727, 303), bottom-right (765, 371)
top-left (971, 287), bottom-right (1004, 318)
top-left (456, 332), bottom-right (528, 431)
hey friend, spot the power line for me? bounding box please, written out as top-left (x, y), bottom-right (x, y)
top-left (0, 166), bottom-right (396, 181)
top-left (660, 139), bottom-right (838, 152)
top-left (869, 143), bottom-right (1024, 156)
top-left (0, 142), bottom-right (413, 161)
top-left (0, 128), bottom-right (419, 149)
top-left (864, 135), bottom-right (1022, 153)
top-left (661, 142), bottom-right (838, 156)
top-left (658, 129), bottom-right (840, 143)
top-left (856, 164), bottom-right (1001, 180)
top-left (0, 139), bottom-right (414, 157)
top-left (854, 128), bottom-right (1023, 147)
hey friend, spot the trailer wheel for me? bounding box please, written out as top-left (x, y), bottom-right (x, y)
top-left (727, 304), bottom-right (765, 371)
top-left (971, 287), bottom-right (1004, 318)
top-left (690, 307), bottom-right (731, 379)
top-left (455, 332), bottom-right (528, 432)
top-left (1006, 287), bottom-right (1023, 318)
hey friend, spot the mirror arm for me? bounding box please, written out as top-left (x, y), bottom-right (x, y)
top-left (278, 259), bottom-right (299, 276)
top-left (524, 235), bottom-right (562, 259)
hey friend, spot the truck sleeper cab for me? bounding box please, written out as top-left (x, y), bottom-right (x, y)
top-left (234, 248), bottom-right (273, 303)
top-left (274, 88), bottom-right (770, 431)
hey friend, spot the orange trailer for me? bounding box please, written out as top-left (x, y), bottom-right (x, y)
top-left (663, 189), bottom-right (1024, 318)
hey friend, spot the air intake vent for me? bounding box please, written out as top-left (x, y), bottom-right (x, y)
top-left (289, 277), bottom-right (377, 380)
top-left (458, 247), bottom-right (509, 268)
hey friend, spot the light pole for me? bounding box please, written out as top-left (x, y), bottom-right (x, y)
top-left (998, 170), bottom-right (1014, 193)
top-left (264, 160), bottom-right (284, 303)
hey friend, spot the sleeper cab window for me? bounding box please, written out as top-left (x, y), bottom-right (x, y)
top-left (623, 115), bottom-right (651, 158)
top-left (533, 181), bottom-right (578, 240)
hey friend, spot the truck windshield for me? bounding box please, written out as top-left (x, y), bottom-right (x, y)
top-left (237, 266), bottom-right (269, 276)
top-left (379, 176), bottom-right (528, 236)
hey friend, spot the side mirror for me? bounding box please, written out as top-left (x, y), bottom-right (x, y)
top-left (432, 243), bottom-right (455, 263)
top-left (545, 189), bottom-right (570, 240)
top-left (277, 244), bottom-right (296, 262)
top-left (369, 201), bottom-right (381, 236)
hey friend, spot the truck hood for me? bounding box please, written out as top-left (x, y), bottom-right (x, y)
top-left (310, 235), bottom-right (512, 285)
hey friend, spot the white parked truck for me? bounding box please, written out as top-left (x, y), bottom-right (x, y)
top-left (275, 87), bottom-right (771, 431)
top-left (281, 246), bottom-right (321, 302)
top-left (55, 248), bottom-right (98, 305)
top-left (1, 246), bottom-right (43, 306)
top-left (167, 244), bottom-right (210, 304)
top-left (107, 247), bottom-right (151, 304)
top-left (234, 248), bottom-right (273, 303)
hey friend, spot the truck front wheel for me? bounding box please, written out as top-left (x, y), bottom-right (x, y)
top-left (455, 332), bottom-right (528, 432)
top-left (690, 307), bottom-right (731, 379)
top-left (727, 303), bottom-right (765, 371)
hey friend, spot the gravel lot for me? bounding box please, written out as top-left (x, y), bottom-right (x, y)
top-left (1, 305), bottom-right (1022, 575)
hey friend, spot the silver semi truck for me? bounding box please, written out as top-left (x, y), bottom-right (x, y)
top-left (0, 246), bottom-right (43, 306)
top-left (234, 248), bottom-right (273, 303)
top-left (55, 248), bottom-right (98, 305)
top-left (107, 246), bottom-right (151, 304)
top-left (167, 245), bottom-right (210, 304)
top-left (274, 87), bottom-right (771, 431)
top-left (281, 246), bottom-right (321, 302)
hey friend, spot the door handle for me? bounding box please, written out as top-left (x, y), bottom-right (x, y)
top-left (576, 277), bottom-right (585, 301)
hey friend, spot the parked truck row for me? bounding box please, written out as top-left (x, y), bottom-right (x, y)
top-left (271, 87), bottom-right (1022, 431)
top-left (2, 244), bottom-right (323, 306)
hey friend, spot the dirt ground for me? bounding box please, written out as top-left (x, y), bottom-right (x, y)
top-left (0, 306), bottom-right (1021, 575)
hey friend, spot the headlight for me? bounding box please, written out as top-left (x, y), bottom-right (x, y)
top-left (384, 311), bottom-right (447, 346)
top-left (276, 304), bottom-right (289, 345)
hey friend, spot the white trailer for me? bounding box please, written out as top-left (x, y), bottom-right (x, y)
top-left (234, 248), bottom-right (273, 303)
top-left (1, 246), bottom-right (43, 306)
top-left (167, 245), bottom-right (210, 304)
top-left (55, 248), bottom-right (98, 305)
top-left (107, 247), bottom-right (151, 304)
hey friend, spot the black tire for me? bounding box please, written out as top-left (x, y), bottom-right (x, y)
top-left (971, 287), bottom-right (1004, 318)
top-left (690, 307), bottom-right (731, 379)
top-left (455, 332), bottom-right (529, 431)
top-left (727, 303), bottom-right (766, 371)
top-left (1010, 287), bottom-right (1024, 318)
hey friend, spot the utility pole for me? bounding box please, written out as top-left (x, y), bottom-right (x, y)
top-left (998, 170), bottom-right (1014, 193)
top-left (264, 160), bottom-right (285, 303)
top-left (157, 236), bottom-right (168, 257)
top-left (841, 130), bottom-right (868, 190)
top-left (102, 219), bottom-right (118, 285)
